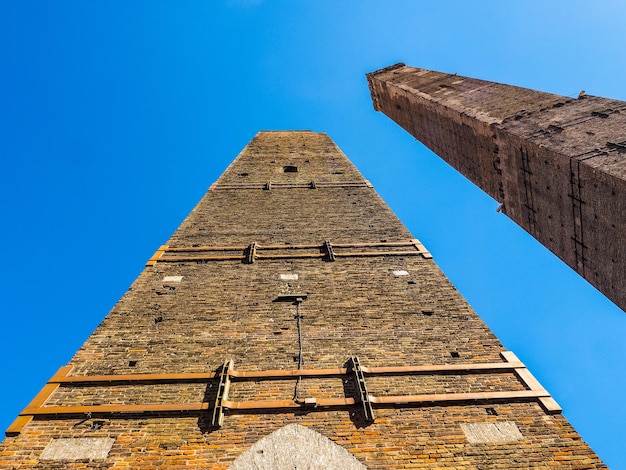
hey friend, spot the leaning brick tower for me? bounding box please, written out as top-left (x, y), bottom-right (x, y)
top-left (367, 63), bottom-right (626, 313)
top-left (1, 131), bottom-right (605, 468)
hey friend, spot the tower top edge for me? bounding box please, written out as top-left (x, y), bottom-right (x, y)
top-left (366, 63), bottom-right (570, 99)
top-left (366, 62), bottom-right (407, 77)
top-left (256, 130), bottom-right (319, 134)
top-left (253, 130), bottom-right (329, 140)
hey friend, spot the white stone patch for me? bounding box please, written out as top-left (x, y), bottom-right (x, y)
top-left (163, 276), bottom-right (183, 283)
top-left (229, 423), bottom-right (366, 469)
top-left (392, 270), bottom-right (409, 277)
top-left (461, 422), bottom-right (523, 444)
top-left (40, 437), bottom-right (115, 460)
top-left (280, 273), bottom-right (299, 281)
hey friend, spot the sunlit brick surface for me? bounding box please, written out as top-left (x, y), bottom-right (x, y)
top-left (0, 132), bottom-right (605, 468)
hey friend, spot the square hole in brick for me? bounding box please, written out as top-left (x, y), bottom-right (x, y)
top-left (450, 351), bottom-right (460, 358)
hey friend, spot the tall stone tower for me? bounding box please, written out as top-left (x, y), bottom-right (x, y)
top-left (367, 63), bottom-right (626, 313)
top-left (1, 132), bottom-right (605, 468)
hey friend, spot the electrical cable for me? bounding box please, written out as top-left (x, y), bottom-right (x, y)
top-left (293, 300), bottom-right (304, 403)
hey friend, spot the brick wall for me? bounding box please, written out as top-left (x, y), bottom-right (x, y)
top-left (0, 131), bottom-right (605, 468)
top-left (367, 64), bottom-right (626, 313)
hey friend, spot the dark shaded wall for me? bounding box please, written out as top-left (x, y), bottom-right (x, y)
top-left (368, 64), bottom-right (626, 312)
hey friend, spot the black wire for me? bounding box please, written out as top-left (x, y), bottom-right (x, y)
top-left (293, 301), bottom-right (303, 402)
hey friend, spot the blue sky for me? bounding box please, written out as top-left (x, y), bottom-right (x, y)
top-left (1, 1), bottom-right (625, 467)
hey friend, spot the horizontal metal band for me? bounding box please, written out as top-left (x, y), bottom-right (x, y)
top-left (147, 239), bottom-right (433, 266)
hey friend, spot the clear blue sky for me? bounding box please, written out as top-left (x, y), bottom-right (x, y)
top-left (1, 1), bottom-right (625, 467)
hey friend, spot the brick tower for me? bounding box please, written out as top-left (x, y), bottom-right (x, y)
top-left (367, 63), bottom-right (626, 313)
top-left (1, 132), bottom-right (605, 468)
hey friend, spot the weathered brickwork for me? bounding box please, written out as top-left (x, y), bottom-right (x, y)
top-left (0, 131), bottom-right (605, 468)
top-left (367, 64), bottom-right (626, 312)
